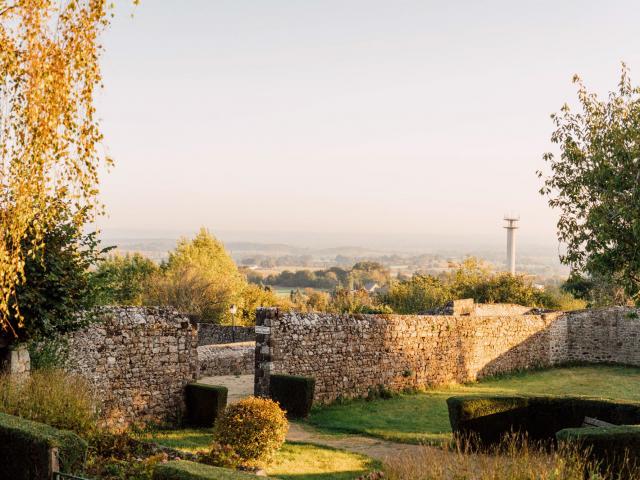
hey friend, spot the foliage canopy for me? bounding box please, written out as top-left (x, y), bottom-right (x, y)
top-left (540, 65), bottom-right (640, 303)
top-left (0, 0), bottom-right (112, 336)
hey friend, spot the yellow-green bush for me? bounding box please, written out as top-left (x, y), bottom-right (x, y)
top-left (0, 368), bottom-right (98, 436)
top-left (213, 396), bottom-right (288, 466)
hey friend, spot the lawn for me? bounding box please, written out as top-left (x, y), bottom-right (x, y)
top-left (139, 428), bottom-right (379, 480)
top-left (306, 365), bottom-right (640, 444)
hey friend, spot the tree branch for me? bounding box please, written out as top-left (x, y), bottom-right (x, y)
top-left (0, 4), bottom-right (16, 17)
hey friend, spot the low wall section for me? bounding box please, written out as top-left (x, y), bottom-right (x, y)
top-left (255, 307), bottom-right (640, 404)
top-left (67, 307), bottom-right (198, 427)
top-left (198, 342), bottom-right (255, 376)
top-left (197, 324), bottom-right (255, 346)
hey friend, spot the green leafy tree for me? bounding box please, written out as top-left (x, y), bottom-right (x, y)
top-left (144, 229), bottom-right (246, 323)
top-left (382, 275), bottom-right (452, 314)
top-left (12, 218), bottom-right (105, 342)
top-left (539, 65), bottom-right (640, 304)
top-left (93, 253), bottom-right (158, 306)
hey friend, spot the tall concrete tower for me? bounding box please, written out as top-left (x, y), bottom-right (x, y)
top-left (504, 215), bottom-right (519, 275)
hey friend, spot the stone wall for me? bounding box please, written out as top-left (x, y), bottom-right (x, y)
top-left (198, 342), bottom-right (255, 376)
top-left (563, 307), bottom-right (640, 365)
top-left (255, 307), bottom-right (640, 404)
top-left (197, 323), bottom-right (255, 346)
top-left (67, 307), bottom-right (198, 427)
top-left (255, 308), bottom-right (563, 403)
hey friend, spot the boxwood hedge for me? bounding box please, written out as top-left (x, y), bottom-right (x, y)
top-left (447, 395), bottom-right (640, 469)
top-left (0, 411), bottom-right (87, 479)
top-left (153, 460), bottom-right (274, 479)
top-left (185, 383), bottom-right (228, 427)
top-left (269, 374), bottom-right (315, 418)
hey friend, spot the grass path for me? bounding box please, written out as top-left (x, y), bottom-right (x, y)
top-left (287, 422), bottom-right (429, 462)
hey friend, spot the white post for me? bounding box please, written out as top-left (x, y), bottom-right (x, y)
top-left (504, 215), bottom-right (519, 275)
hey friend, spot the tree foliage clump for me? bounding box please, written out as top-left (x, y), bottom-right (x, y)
top-left (0, 0), bottom-right (112, 337)
top-left (15, 216), bottom-right (105, 342)
top-left (94, 253), bottom-right (158, 306)
top-left (540, 65), bottom-right (640, 304)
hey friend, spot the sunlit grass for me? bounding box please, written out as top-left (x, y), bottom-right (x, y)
top-left (139, 429), bottom-right (379, 480)
top-left (267, 442), bottom-right (379, 480)
top-left (307, 365), bottom-right (640, 444)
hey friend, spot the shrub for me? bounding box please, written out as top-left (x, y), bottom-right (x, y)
top-left (197, 442), bottom-right (242, 469)
top-left (10, 216), bottom-right (106, 342)
top-left (269, 374), bottom-right (315, 418)
top-left (213, 396), bottom-right (288, 466)
top-left (0, 368), bottom-right (99, 436)
top-left (153, 460), bottom-right (273, 479)
top-left (557, 425), bottom-right (640, 474)
top-left (447, 395), bottom-right (640, 445)
top-left (447, 394), bottom-right (640, 472)
top-left (0, 411), bottom-right (88, 479)
top-left (184, 383), bottom-right (228, 427)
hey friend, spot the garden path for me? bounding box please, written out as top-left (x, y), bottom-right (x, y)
top-left (199, 374), bottom-right (432, 461)
top-left (287, 422), bottom-right (433, 462)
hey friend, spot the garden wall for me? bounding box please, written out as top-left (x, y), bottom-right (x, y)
top-left (198, 342), bottom-right (255, 376)
top-left (197, 323), bottom-right (255, 346)
top-left (562, 307), bottom-right (640, 365)
top-left (255, 308), bottom-right (566, 403)
top-left (66, 307), bottom-right (198, 427)
top-left (254, 307), bottom-right (640, 404)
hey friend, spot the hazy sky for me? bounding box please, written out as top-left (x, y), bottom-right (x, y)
top-left (95, 1), bottom-right (640, 248)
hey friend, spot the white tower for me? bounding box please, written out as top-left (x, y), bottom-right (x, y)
top-left (504, 215), bottom-right (519, 275)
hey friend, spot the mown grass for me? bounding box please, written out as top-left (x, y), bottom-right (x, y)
top-left (139, 429), bottom-right (379, 480)
top-left (307, 365), bottom-right (640, 445)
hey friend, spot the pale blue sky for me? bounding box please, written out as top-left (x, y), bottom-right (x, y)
top-left (95, 1), bottom-right (640, 248)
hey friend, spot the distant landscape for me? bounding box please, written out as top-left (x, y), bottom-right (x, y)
top-left (103, 235), bottom-right (570, 283)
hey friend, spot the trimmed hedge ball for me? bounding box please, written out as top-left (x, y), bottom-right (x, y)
top-left (213, 396), bottom-right (288, 466)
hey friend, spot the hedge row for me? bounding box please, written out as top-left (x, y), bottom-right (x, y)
top-left (0, 411), bottom-right (87, 480)
top-left (153, 460), bottom-right (274, 479)
top-left (557, 425), bottom-right (640, 469)
top-left (447, 395), bottom-right (640, 469)
top-left (185, 383), bottom-right (228, 427)
top-left (269, 374), bottom-right (315, 418)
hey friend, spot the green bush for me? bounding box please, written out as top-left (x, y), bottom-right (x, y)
top-left (447, 394), bottom-right (640, 471)
top-left (184, 383), bottom-right (228, 427)
top-left (447, 395), bottom-right (640, 444)
top-left (153, 460), bottom-right (272, 479)
top-left (11, 215), bottom-right (107, 342)
top-left (0, 411), bottom-right (88, 479)
top-left (213, 396), bottom-right (288, 466)
top-left (269, 374), bottom-right (315, 418)
top-left (557, 425), bottom-right (640, 472)
top-left (0, 369), bottom-right (99, 436)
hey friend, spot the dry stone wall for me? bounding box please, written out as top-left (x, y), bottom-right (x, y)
top-left (67, 307), bottom-right (198, 427)
top-left (255, 307), bottom-right (640, 404)
top-left (563, 307), bottom-right (640, 365)
top-left (198, 342), bottom-right (255, 376)
top-left (197, 323), bottom-right (254, 346)
top-left (255, 309), bottom-right (562, 403)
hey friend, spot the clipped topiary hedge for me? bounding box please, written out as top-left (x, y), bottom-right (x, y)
top-left (0, 411), bottom-right (88, 479)
top-left (153, 460), bottom-right (273, 479)
top-left (269, 374), bottom-right (315, 418)
top-left (214, 396), bottom-right (288, 466)
top-left (447, 395), bottom-right (640, 469)
top-left (185, 383), bottom-right (228, 427)
top-left (556, 425), bottom-right (640, 470)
